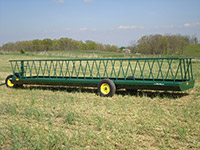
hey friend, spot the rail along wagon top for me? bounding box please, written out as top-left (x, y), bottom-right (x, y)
top-left (6, 57), bottom-right (195, 97)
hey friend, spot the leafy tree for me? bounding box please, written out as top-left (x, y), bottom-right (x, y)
top-left (79, 42), bottom-right (88, 50)
top-left (85, 40), bottom-right (98, 50)
top-left (42, 38), bottom-right (53, 51)
top-left (120, 47), bottom-right (126, 51)
top-left (1, 34), bottom-right (197, 55)
top-left (32, 39), bottom-right (41, 51)
top-left (135, 34), bottom-right (192, 55)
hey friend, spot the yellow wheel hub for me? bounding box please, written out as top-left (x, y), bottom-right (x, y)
top-left (7, 79), bottom-right (14, 87)
top-left (100, 83), bottom-right (110, 95)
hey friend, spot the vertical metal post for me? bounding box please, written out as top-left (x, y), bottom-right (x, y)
top-left (178, 59), bottom-right (183, 81)
top-left (186, 58), bottom-right (190, 80)
top-left (190, 58), bottom-right (193, 80)
top-left (21, 60), bottom-right (24, 77)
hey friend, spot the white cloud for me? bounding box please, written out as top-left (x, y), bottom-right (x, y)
top-left (184, 23), bottom-right (200, 28)
top-left (155, 23), bottom-right (200, 30)
top-left (184, 23), bottom-right (190, 27)
top-left (118, 25), bottom-right (144, 30)
top-left (157, 25), bottom-right (179, 29)
top-left (80, 27), bottom-right (96, 31)
top-left (161, 23), bottom-right (200, 29)
top-left (80, 27), bottom-right (88, 31)
top-left (166, 25), bottom-right (176, 28)
top-left (53, 0), bottom-right (64, 3)
top-left (84, 0), bottom-right (94, 3)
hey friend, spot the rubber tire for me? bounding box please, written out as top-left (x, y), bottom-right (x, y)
top-left (15, 74), bottom-right (23, 88)
top-left (98, 79), bottom-right (116, 97)
top-left (5, 75), bottom-right (17, 88)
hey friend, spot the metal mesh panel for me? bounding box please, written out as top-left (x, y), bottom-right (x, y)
top-left (9, 58), bottom-right (193, 81)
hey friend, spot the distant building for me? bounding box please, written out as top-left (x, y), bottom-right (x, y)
top-left (122, 49), bottom-right (131, 54)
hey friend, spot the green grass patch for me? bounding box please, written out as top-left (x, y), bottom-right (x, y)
top-left (184, 44), bottom-right (200, 58)
top-left (0, 53), bottom-right (199, 149)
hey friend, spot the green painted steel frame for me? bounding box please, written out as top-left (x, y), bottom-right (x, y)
top-left (9, 57), bottom-right (195, 91)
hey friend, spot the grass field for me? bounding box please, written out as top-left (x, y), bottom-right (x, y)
top-left (0, 52), bottom-right (200, 149)
top-left (184, 44), bottom-right (200, 58)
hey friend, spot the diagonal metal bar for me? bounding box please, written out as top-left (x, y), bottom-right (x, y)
top-left (83, 60), bottom-right (88, 78)
top-left (147, 59), bottom-right (154, 81)
top-left (96, 60), bottom-right (101, 78)
top-left (90, 60), bottom-right (95, 79)
top-left (156, 59), bottom-right (164, 81)
top-left (14, 61), bottom-right (20, 74)
top-left (120, 60), bottom-right (126, 79)
top-left (71, 61), bottom-right (77, 77)
top-left (64, 61), bottom-right (71, 78)
top-left (165, 59), bottom-right (175, 81)
top-left (133, 60), bottom-right (138, 79)
top-left (110, 60), bottom-right (117, 79)
top-left (174, 59), bottom-right (181, 80)
top-left (80, 60), bottom-right (85, 78)
top-left (32, 61), bottom-right (38, 78)
top-left (48, 61), bottom-right (53, 78)
top-left (117, 60), bottom-right (122, 78)
top-left (137, 60), bottom-right (145, 80)
top-left (125, 60), bottom-right (132, 80)
top-left (26, 61), bottom-right (31, 77)
top-left (38, 61), bottom-right (42, 77)
top-left (103, 60), bottom-right (109, 78)
top-left (58, 61), bottom-right (64, 78)
top-left (76, 61), bottom-right (81, 78)
top-left (87, 60), bottom-right (92, 78)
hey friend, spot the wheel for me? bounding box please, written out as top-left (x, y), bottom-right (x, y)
top-left (5, 75), bottom-right (20, 88)
top-left (98, 79), bottom-right (116, 97)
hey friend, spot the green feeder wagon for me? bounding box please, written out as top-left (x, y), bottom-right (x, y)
top-left (5, 57), bottom-right (195, 97)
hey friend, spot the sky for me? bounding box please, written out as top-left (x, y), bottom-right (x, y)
top-left (0, 0), bottom-right (200, 46)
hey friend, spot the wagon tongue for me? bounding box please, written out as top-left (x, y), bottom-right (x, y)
top-left (0, 82), bottom-right (5, 86)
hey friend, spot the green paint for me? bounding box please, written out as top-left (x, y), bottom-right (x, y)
top-left (9, 57), bottom-right (195, 91)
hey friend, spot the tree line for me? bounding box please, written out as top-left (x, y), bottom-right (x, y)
top-left (0, 34), bottom-right (198, 55)
top-left (0, 38), bottom-right (119, 52)
top-left (129, 34), bottom-right (198, 55)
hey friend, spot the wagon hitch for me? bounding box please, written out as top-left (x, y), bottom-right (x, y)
top-left (0, 82), bottom-right (5, 86)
